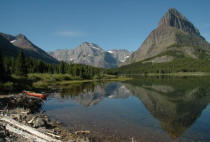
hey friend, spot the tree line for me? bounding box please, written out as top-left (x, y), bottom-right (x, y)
top-left (0, 50), bottom-right (105, 82)
top-left (115, 57), bottom-right (210, 75)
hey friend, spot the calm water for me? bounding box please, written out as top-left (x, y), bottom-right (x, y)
top-left (43, 77), bottom-right (210, 142)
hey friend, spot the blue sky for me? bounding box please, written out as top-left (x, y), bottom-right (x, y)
top-left (0, 0), bottom-right (210, 52)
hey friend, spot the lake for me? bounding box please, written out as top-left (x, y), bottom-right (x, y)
top-left (43, 77), bottom-right (210, 142)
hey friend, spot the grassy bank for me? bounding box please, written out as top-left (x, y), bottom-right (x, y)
top-left (122, 72), bottom-right (210, 77)
top-left (147, 72), bottom-right (210, 76)
top-left (29, 73), bottom-right (131, 88)
top-left (0, 73), bottom-right (131, 93)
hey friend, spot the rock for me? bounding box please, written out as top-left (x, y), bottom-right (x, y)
top-left (0, 129), bottom-right (6, 137)
top-left (124, 8), bottom-right (210, 65)
top-left (0, 138), bottom-right (5, 142)
top-left (25, 114), bottom-right (34, 122)
top-left (158, 8), bottom-right (200, 35)
top-left (56, 121), bottom-right (62, 125)
top-left (49, 42), bottom-right (132, 68)
top-left (108, 49), bottom-right (132, 64)
top-left (33, 118), bottom-right (46, 128)
top-left (0, 94), bottom-right (82, 142)
top-left (10, 114), bottom-right (21, 121)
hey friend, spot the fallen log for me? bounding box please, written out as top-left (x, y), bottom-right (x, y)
top-left (0, 116), bottom-right (62, 142)
top-left (46, 132), bottom-right (61, 138)
top-left (38, 127), bottom-right (61, 138)
top-left (6, 124), bottom-right (47, 142)
top-left (74, 130), bottom-right (90, 135)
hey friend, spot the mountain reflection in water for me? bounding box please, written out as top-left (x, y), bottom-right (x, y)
top-left (44, 77), bottom-right (210, 142)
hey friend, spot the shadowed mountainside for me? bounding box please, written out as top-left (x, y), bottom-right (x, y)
top-left (0, 32), bottom-right (58, 64)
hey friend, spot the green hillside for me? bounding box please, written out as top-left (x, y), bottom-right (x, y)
top-left (115, 50), bottom-right (210, 74)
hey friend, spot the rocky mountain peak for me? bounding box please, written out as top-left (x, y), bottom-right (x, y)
top-left (49, 42), bottom-right (132, 68)
top-left (80, 42), bottom-right (100, 47)
top-left (80, 41), bottom-right (90, 46)
top-left (158, 8), bottom-right (200, 35)
top-left (16, 34), bottom-right (28, 40)
top-left (124, 8), bottom-right (209, 65)
top-left (78, 42), bottom-right (103, 52)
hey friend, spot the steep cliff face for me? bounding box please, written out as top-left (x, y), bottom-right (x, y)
top-left (125, 8), bottom-right (210, 64)
top-left (158, 8), bottom-right (200, 35)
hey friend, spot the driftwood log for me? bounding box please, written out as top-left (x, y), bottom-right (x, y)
top-left (6, 124), bottom-right (47, 142)
top-left (0, 116), bottom-right (62, 142)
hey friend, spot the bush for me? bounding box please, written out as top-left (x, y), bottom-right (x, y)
top-left (0, 82), bottom-right (15, 92)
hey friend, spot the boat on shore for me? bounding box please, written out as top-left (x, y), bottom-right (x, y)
top-left (23, 91), bottom-right (47, 100)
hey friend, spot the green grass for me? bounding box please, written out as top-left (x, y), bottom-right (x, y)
top-left (0, 81), bottom-right (15, 93)
top-left (0, 73), bottom-right (131, 91)
top-left (28, 73), bottom-right (79, 81)
top-left (147, 72), bottom-right (210, 76)
top-left (115, 51), bottom-right (210, 75)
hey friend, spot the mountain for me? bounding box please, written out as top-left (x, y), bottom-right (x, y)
top-left (0, 35), bottom-right (19, 57)
top-left (107, 49), bottom-right (131, 63)
top-left (124, 8), bottom-right (210, 65)
top-left (0, 32), bottom-right (58, 64)
top-left (49, 42), bottom-right (131, 68)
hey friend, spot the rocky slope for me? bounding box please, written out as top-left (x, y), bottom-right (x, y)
top-left (0, 33), bottom-right (58, 64)
top-left (49, 42), bottom-right (131, 68)
top-left (125, 8), bottom-right (210, 64)
top-left (107, 49), bottom-right (131, 63)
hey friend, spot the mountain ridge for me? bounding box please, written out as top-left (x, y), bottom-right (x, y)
top-left (124, 8), bottom-right (210, 65)
top-left (0, 32), bottom-right (58, 64)
top-left (0, 34), bottom-right (19, 57)
top-left (49, 42), bottom-right (132, 68)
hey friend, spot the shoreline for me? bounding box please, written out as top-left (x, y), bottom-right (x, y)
top-left (121, 72), bottom-right (210, 77)
top-left (0, 94), bottom-right (91, 142)
top-left (0, 73), bottom-right (132, 93)
top-left (57, 77), bottom-right (132, 85)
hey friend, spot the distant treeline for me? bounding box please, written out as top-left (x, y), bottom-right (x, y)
top-left (111, 49), bottom-right (210, 75)
top-left (115, 57), bottom-right (210, 75)
top-left (0, 50), bottom-right (110, 81)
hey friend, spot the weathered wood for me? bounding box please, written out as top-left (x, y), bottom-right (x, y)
top-left (46, 132), bottom-right (61, 138)
top-left (38, 127), bottom-right (61, 138)
top-left (74, 130), bottom-right (90, 135)
top-left (28, 116), bottom-right (36, 124)
top-left (6, 124), bottom-right (47, 142)
top-left (1, 116), bottom-right (62, 142)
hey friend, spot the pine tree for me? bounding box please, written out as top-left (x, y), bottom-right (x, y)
top-left (0, 49), bottom-right (6, 81)
top-left (59, 61), bottom-right (65, 74)
top-left (15, 50), bottom-right (27, 76)
top-left (37, 60), bottom-right (45, 73)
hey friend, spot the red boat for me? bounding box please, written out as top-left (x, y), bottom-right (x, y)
top-left (23, 91), bottom-right (47, 100)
